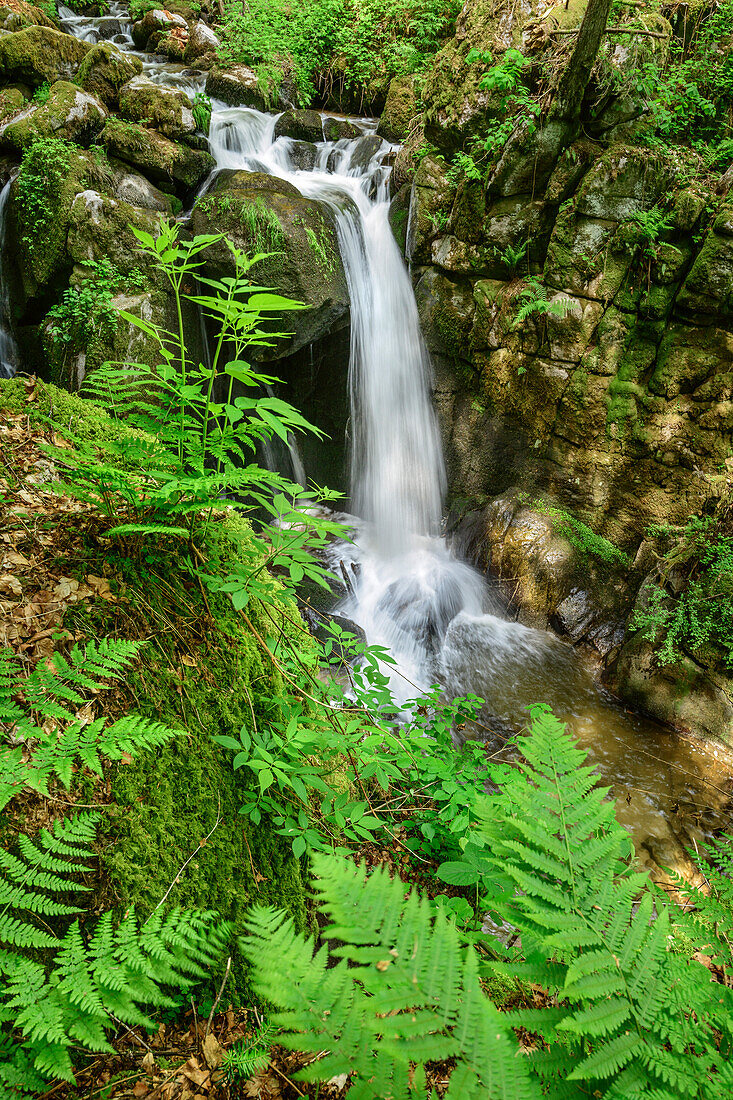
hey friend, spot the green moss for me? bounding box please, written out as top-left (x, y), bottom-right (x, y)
top-left (60, 517), bottom-right (312, 1002)
top-left (0, 377), bottom-right (135, 442)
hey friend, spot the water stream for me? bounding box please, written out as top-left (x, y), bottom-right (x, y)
top-left (19, 8), bottom-right (733, 871)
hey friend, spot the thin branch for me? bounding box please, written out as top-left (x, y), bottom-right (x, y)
top-left (205, 956), bottom-right (232, 1038)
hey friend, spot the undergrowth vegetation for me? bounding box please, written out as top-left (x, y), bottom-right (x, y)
top-left (216, 0), bottom-right (458, 106)
top-left (632, 515), bottom-right (733, 667)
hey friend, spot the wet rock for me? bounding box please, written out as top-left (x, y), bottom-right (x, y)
top-left (205, 64), bottom-right (266, 110)
top-left (285, 139), bottom-right (318, 171)
top-left (406, 154), bottom-right (454, 265)
top-left (191, 170), bottom-right (349, 359)
top-left (0, 81), bottom-right (107, 151)
top-left (99, 118), bottom-right (214, 194)
top-left (348, 134), bottom-right (382, 173)
top-left (376, 74), bottom-right (417, 143)
top-left (274, 109), bottom-right (323, 143)
top-left (118, 75), bottom-right (195, 139)
top-left (77, 42), bottom-right (143, 109)
top-left (322, 116), bottom-right (360, 142)
top-left (454, 490), bottom-right (634, 654)
top-left (184, 20), bottom-right (219, 65)
top-left (388, 182), bottom-right (410, 255)
top-left (0, 25), bottom-right (91, 87)
top-left (608, 632), bottom-right (733, 746)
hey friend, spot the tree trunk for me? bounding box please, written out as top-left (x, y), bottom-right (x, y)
top-left (552, 0), bottom-right (615, 124)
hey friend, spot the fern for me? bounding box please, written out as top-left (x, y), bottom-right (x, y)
top-left (1, 638), bottom-right (233, 1094)
top-left (0, 639), bottom-right (182, 809)
top-left (242, 707), bottom-right (733, 1098)
top-left (0, 814), bottom-right (232, 1089)
top-left (222, 1020), bottom-right (278, 1082)
top-left (241, 854), bottom-right (538, 1099)
top-left (459, 704), bottom-right (729, 1098)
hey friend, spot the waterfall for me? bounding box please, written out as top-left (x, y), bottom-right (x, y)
top-left (0, 178), bottom-right (18, 381)
top-left (206, 101), bottom-right (487, 695)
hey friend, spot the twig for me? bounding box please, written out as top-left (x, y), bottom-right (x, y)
top-left (144, 794), bottom-right (223, 923)
top-left (205, 955), bottom-right (232, 1038)
top-left (190, 995), bottom-right (199, 1048)
top-left (108, 1013), bottom-right (153, 1053)
top-left (268, 1059), bottom-right (307, 1097)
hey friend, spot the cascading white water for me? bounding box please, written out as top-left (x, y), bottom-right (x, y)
top-left (207, 103), bottom-right (489, 696)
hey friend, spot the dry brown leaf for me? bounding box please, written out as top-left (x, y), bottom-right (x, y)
top-left (181, 654), bottom-right (197, 667)
top-left (87, 573), bottom-right (116, 600)
top-left (202, 1033), bottom-right (223, 1070)
top-left (0, 574), bottom-right (22, 596)
top-left (182, 1058), bottom-right (209, 1087)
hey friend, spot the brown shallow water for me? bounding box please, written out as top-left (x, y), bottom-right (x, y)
top-left (440, 610), bottom-right (733, 882)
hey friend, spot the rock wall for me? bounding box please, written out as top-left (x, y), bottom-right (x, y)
top-left (399, 0), bottom-right (733, 741)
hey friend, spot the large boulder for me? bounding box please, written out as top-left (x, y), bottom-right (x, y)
top-left (205, 64), bottom-right (266, 110)
top-left (0, 81), bottom-right (107, 151)
top-left (118, 76), bottom-right (195, 139)
top-left (76, 42), bottom-right (143, 109)
top-left (190, 171), bottom-right (349, 358)
top-left (99, 118), bottom-right (215, 193)
top-left (377, 74), bottom-right (417, 143)
top-left (6, 144), bottom-right (115, 305)
top-left (0, 1), bottom-right (56, 32)
top-left (274, 109), bottom-right (323, 143)
top-left (184, 20), bottom-right (219, 65)
top-left (0, 25), bottom-right (90, 87)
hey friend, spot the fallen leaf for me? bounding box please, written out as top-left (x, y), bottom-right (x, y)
top-left (182, 1058), bottom-right (209, 1087)
top-left (203, 1032), bottom-right (223, 1070)
top-left (0, 574), bottom-right (22, 596)
top-left (181, 654), bottom-right (197, 667)
top-left (87, 574), bottom-right (115, 600)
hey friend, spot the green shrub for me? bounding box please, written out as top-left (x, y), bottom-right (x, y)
top-left (631, 516), bottom-right (733, 667)
top-left (216, 0), bottom-right (457, 106)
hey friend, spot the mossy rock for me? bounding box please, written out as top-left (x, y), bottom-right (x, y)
top-left (118, 75), bottom-right (195, 139)
top-left (0, 25), bottom-right (91, 88)
top-left (0, 1), bottom-right (56, 32)
top-left (76, 41), bottom-right (143, 108)
top-left (191, 172), bottom-right (349, 358)
top-left (273, 109), bottom-right (323, 143)
top-left (99, 118), bottom-right (214, 194)
top-left (377, 74), bottom-right (417, 143)
top-left (7, 141), bottom-right (115, 307)
top-left (0, 80), bottom-right (107, 151)
top-left (0, 82), bottom-right (26, 123)
top-left (205, 64), bottom-right (266, 110)
top-left (388, 182), bottom-right (410, 255)
top-left (322, 116), bottom-right (360, 142)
